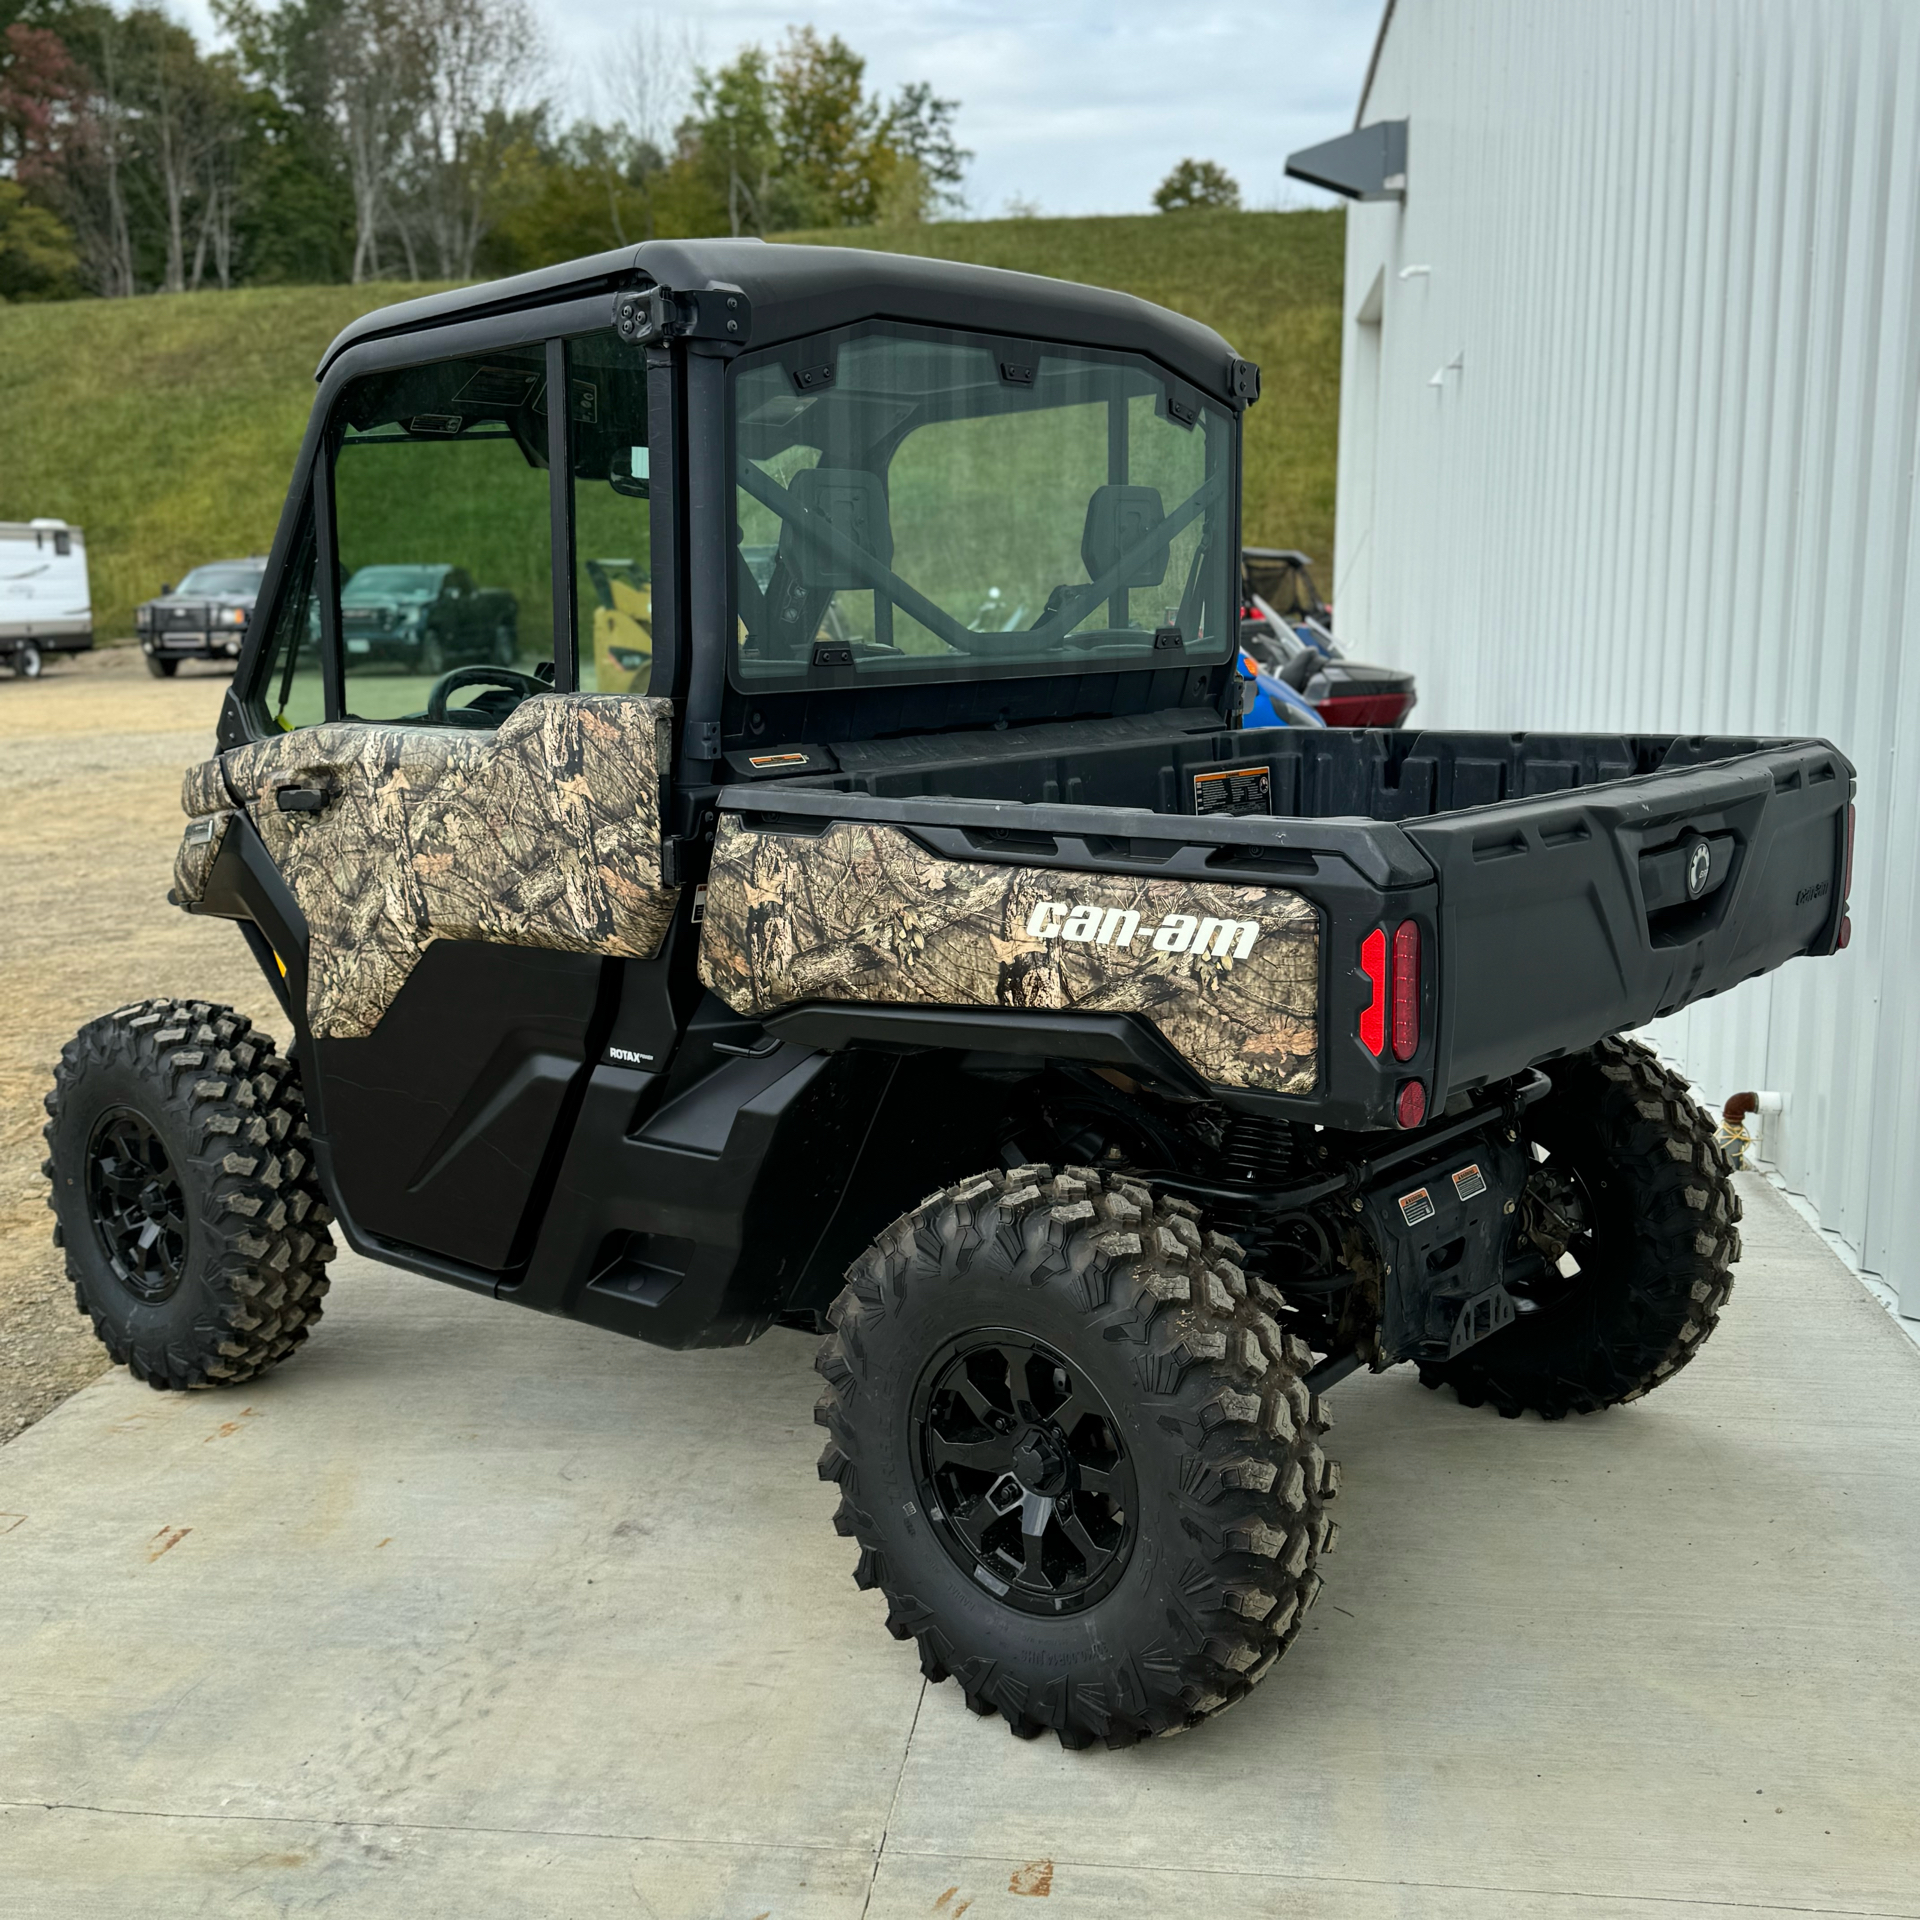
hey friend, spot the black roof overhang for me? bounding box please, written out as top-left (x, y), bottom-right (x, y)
top-left (315, 238), bottom-right (1251, 407)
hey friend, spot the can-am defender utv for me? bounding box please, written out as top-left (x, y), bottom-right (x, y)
top-left (43, 241), bottom-right (1856, 1750)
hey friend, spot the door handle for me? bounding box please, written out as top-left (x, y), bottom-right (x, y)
top-left (275, 786), bottom-right (331, 813)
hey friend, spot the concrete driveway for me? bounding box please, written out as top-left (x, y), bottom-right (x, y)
top-left (2, 1173), bottom-right (1916, 1919)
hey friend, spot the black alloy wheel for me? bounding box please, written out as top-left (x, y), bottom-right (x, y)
top-left (815, 1165), bottom-right (1342, 1747)
top-left (44, 999), bottom-right (336, 1389)
top-left (85, 1107), bottom-right (188, 1301)
top-left (911, 1332), bottom-right (1138, 1615)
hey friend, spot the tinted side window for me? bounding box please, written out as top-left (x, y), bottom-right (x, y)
top-left (331, 344), bottom-right (554, 728)
top-left (567, 330), bottom-right (652, 695)
top-left (253, 511), bottom-right (325, 732)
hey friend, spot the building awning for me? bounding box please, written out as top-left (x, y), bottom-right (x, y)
top-left (1284, 121), bottom-right (1407, 202)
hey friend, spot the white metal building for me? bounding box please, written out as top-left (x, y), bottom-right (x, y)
top-left (1297, 0), bottom-right (1920, 1318)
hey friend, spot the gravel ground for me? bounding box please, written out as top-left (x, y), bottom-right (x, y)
top-left (0, 648), bottom-right (286, 1442)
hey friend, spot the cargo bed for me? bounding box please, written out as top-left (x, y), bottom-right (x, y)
top-left (708, 718), bottom-right (1854, 1130)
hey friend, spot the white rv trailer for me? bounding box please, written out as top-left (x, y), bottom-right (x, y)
top-left (0, 518), bottom-right (94, 677)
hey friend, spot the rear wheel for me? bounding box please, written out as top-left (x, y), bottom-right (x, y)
top-left (491, 618), bottom-right (518, 666)
top-left (1418, 1037), bottom-right (1739, 1418)
top-left (420, 628), bottom-right (447, 674)
top-left (42, 999), bottom-right (335, 1389)
top-left (815, 1165), bottom-right (1341, 1748)
top-left (145, 652), bottom-right (178, 678)
top-left (14, 641), bottom-right (44, 679)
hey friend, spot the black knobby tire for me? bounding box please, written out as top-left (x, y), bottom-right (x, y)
top-left (1418, 1036), bottom-right (1740, 1419)
top-left (145, 653), bottom-right (179, 678)
top-left (42, 999), bottom-right (336, 1390)
top-left (814, 1165), bottom-right (1341, 1749)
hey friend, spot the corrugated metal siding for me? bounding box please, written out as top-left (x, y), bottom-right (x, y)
top-left (1337, 0), bottom-right (1920, 1312)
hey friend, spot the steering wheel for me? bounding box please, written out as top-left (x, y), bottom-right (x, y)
top-left (426, 665), bottom-right (548, 726)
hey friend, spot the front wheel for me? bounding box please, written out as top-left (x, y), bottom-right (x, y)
top-left (145, 652), bottom-right (178, 678)
top-left (815, 1165), bottom-right (1341, 1749)
top-left (419, 628), bottom-right (446, 675)
top-left (1418, 1037), bottom-right (1740, 1418)
top-left (13, 641), bottom-right (44, 679)
top-left (42, 999), bottom-right (336, 1389)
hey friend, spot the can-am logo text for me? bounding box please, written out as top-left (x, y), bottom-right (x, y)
top-left (1024, 900), bottom-right (1262, 959)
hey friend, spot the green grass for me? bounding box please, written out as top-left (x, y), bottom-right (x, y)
top-left (0, 211), bottom-right (1342, 644)
top-left (0, 283), bottom-right (450, 643)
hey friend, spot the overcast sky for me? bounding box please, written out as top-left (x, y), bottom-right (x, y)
top-left (167, 0), bottom-right (1383, 217)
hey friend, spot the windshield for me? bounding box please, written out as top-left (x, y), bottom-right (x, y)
top-left (731, 323), bottom-right (1235, 689)
top-left (178, 565), bottom-right (263, 597)
top-left (342, 565), bottom-right (446, 599)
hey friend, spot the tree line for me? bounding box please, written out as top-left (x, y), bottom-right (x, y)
top-left (0, 0), bottom-right (970, 300)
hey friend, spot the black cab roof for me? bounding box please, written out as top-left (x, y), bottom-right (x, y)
top-left (317, 238), bottom-right (1250, 407)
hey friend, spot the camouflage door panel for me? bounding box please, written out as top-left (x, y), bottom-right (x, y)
top-left (176, 695), bottom-right (678, 1039)
top-left (698, 814), bottom-right (1319, 1094)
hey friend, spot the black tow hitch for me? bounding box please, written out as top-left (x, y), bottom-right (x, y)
top-left (1357, 1076), bottom-right (1553, 1368)
top-left (1141, 1072), bottom-right (1555, 1384)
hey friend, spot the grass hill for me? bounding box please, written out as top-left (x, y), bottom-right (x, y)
top-left (0, 210), bottom-right (1343, 643)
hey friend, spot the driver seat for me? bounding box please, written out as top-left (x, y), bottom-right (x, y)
top-left (762, 466), bottom-right (895, 654)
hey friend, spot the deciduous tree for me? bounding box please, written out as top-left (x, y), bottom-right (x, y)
top-left (1153, 157), bottom-right (1240, 213)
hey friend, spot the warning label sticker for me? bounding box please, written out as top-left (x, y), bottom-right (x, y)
top-left (1451, 1163), bottom-right (1489, 1201)
top-left (1192, 765), bottom-right (1273, 818)
top-left (1397, 1187), bottom-right (1436, 1227)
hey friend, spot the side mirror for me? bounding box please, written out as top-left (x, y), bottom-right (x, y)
top-left (161, 583), bottom-right (174, 595)
top-left (609, 446), bottom-right (650, 499)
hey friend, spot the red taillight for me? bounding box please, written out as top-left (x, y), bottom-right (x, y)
top-left (1396, 1080), bottom-right (1427, 1128)
top-left (1314, 692), bottom-right (1415, 728)
top-left (1359, 928), bottom-right (1387, 1056)
top-left (1391, 919), bottom-right (1420, 1061)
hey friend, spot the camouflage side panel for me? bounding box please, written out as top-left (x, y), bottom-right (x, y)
top-left (698, 815), bottom-right (1319, 1094)
top-left (192, 695), bottom-right (677, 1039)
top-left (171, 808), bottom-right (235, 906)
top-left (181, 755), bottom-right (229, 821)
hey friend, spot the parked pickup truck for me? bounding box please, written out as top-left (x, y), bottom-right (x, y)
top-left (43, 242), bottom-right (1855, 1756)
top-left (136, 557), bottom-right (267, 677)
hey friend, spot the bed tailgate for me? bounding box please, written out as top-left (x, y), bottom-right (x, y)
top-left (1406, 737), bottom-right (1855, 1098)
